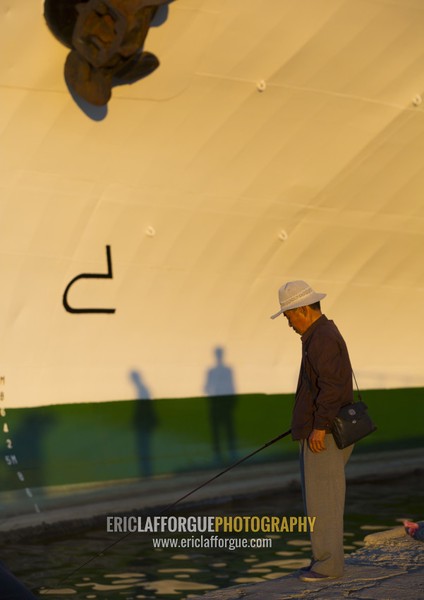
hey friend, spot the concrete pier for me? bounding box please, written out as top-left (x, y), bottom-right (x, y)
top-left (0, 447), bottom-right (422, 538)
top-left (189, 527), bottom-right (424, 600)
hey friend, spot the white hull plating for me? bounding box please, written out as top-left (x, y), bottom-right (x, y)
top-left (1, 0), bottom-right (424, 408)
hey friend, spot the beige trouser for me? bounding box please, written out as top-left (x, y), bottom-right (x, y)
top-left (300, 434), bottom-right (354, 577)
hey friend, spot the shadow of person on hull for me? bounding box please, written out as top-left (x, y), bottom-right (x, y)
top-left (130, 369), bottom-right (158, 478)
top-left (204, 346), bottom-right (238, 467)
top-left (10, 411), bottom-right (55, 508)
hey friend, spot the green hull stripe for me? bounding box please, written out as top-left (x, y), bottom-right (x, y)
top-left (2, 389), bottom-right (423, 490)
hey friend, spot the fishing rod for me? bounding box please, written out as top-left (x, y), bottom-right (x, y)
top-left (41, 428), bottom-right (292, 591)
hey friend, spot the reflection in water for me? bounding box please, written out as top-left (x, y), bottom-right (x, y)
top-left (39, 588), bottom-right (77, 596)
top-left (143, 579), bottom-right (216, 595)
top-left (204, 347), bottom-right (237, 465)
top-left (130, 370), bottom-right (158, 478)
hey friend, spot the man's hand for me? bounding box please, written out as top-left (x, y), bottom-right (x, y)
top-left (308, 429), bottom-right (326, 453)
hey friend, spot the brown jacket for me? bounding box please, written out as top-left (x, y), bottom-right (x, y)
top-left (291, 315), bottom-right (353, 440)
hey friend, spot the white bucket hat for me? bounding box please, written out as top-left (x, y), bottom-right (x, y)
top-left (270, 280), bottom-right (326, 319)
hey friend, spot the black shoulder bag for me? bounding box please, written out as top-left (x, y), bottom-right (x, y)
top-left (331, 371), bottom-right (377, 449)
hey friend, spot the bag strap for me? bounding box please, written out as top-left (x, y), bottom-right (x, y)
top-left (352, 369), bottom-right (363, 402)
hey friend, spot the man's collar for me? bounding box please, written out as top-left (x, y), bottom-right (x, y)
top-left (301, 314), bottom-right (327, 342)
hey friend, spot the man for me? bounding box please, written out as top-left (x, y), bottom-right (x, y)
top-left (271, 280), bottom-right (354, 582)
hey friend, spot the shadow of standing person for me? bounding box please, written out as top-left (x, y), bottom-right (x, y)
top-left (130, 370), bottom-right (158, 478)
top-left (204, 347), bottom-right (237, 466)
top-left (11, 411), bottom-right (55, 507)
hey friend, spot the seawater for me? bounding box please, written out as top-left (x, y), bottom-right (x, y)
top-left (3, 476), bottom-right (423, 599)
